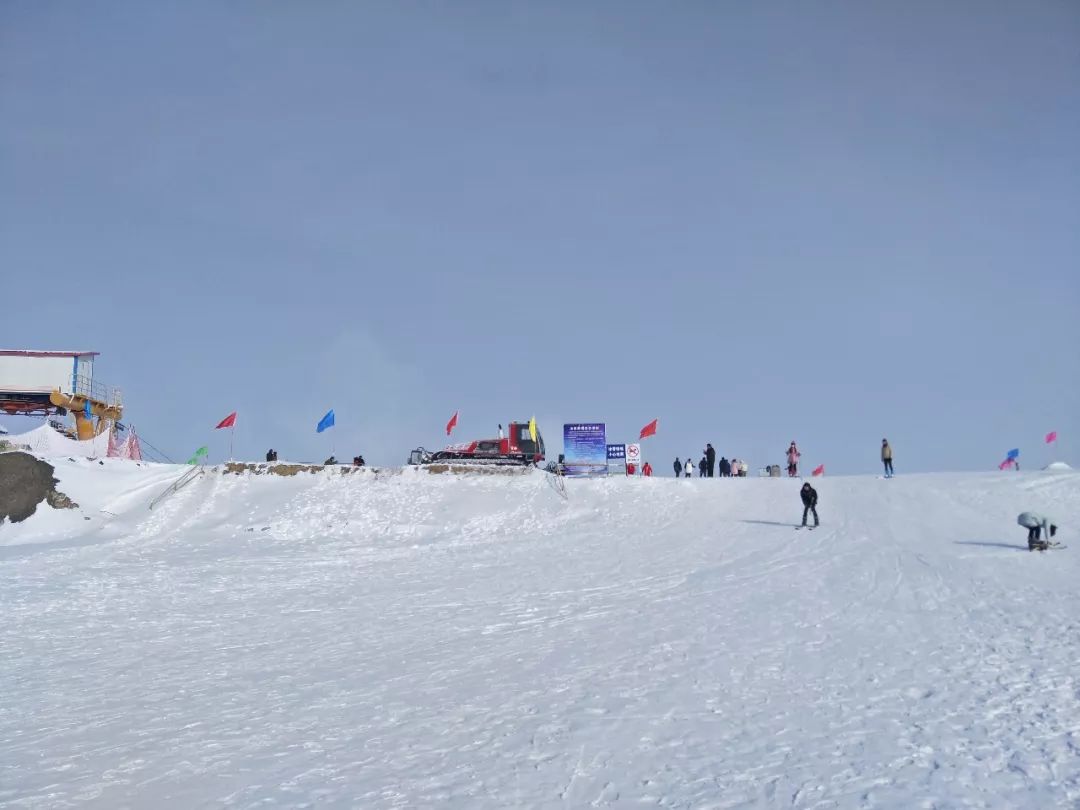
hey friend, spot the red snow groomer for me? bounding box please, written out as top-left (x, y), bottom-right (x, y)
top-left (409, 421), bottom-right (545, 467)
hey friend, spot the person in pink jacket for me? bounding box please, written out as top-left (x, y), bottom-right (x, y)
top-left (786, 441), bottom-right (801, 477)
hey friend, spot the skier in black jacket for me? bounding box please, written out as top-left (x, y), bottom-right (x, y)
top-left (800, 482), bottom-right (819, 527)
top-left (673, 457), bottom-right (683, 478)
top-left (706, 444), bottom-right (716, 477)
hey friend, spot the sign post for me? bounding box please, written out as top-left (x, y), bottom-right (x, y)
top-left (563, 423), bottom-right (608, 477)
top-left (606, 443), bottom-right (626, 476)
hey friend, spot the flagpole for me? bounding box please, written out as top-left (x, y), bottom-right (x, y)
top-left (230, 424), bottom-right (235, 462)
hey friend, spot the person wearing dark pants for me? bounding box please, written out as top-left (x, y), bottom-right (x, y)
top-left (800, 482), bottom-right (819, 527)
top-left (706, 443), bottom-right (716, 477)
top-left (1017, 512), bottom-right (1058, 551)
top-left (881, 439), bottom-right (894, 477)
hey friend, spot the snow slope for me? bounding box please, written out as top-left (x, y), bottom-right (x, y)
top-left (2, 462), bottom-right (1079, 808)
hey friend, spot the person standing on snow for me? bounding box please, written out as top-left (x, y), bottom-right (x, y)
top-left (706, 444), bottom-right (716, 477)
top-left (800, 482), bottom-right (819, 527)
top-left (787, 441), bottom-right (801, 477)
top-left (685, 458), bottom-right (693, 478)
top-left (698, 457), bottom-right (707, 477)
top-left (673, 457), bottom-right (683, 478)
top-left (719, 456), bottom-right (730, 477)
top-left (642, 461), bottom-right (653, 477)
top-left (1017, 512), bottom-right (1058, 551)
top-left (881, 439), bottom-right (894, 477)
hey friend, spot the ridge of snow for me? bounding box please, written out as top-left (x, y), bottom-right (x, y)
top-left (2, 463), bottom-right (1079, 807)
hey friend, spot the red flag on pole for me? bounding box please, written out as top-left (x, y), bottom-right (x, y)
top-left (215, 412), bottom-right (237, 429)
top-left (446, 411), bottom-right (459, 436)
top-left (1046, 431), bottom-right (1058, 444)
top-left (812, 464), bottom-right (825, 476)
top-left (639, 418), bottom-right (658, 439)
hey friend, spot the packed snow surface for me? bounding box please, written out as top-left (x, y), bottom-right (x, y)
top-left (2, 461), bottom-right (1079, 808)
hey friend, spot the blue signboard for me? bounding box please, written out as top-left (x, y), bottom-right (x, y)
top-left (606, 444), bottom-right (626, 461)
top-left (563, 423), bottom-right (607, 477)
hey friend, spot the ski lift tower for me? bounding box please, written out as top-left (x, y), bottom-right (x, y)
top-left (0, 349), bottom-right (123, 439)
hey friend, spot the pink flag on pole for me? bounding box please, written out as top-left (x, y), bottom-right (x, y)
top-left (1045, 431), bottom-right (1058, 444)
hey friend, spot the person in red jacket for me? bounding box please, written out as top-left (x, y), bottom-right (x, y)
top-left (642, 461), bottom-right (653, 477)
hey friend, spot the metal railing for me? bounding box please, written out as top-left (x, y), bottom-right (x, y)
top-left (72, 373), bottom-right (122, 406)
top-left (149, 466), bottom-right (204, 511)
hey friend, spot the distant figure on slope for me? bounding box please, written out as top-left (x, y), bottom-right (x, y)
top-left (673, 457), bottom-right (683, 478)
top-left (642, 461), bottom-right (653, 477)
top-left (787, 441), bottom-right (801, 477)
top-left (698, 457), bottom-right (707, 477)
top-left (706, 443), bottom-right (716, 477)
top-left (719, 456), bottom-right (731, 477)
top-left (266, 448), bottom-right (277, 463)
top-left (1017, 512), bottom-right (1058, 551)
top-left (353, 455), bottom-right (365, 467)
top-left (881, 439), bottom-right (894, 477)
top-left (324, 455), bottom-right (337, 466)
top-left (800, 482), bottom-right (819, 527)
top-left (685, 458), bottom-right (693, 478)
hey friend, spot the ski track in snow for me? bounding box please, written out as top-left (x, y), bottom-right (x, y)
top-left (1, 465), bottom-right (1079, 808)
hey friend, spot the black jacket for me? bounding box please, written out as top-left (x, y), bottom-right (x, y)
top-left (674, 459), bottom-right (682, 475)
top-left (800, 484), bottom-right (818, 507)
top-left (706, 446), bottom-right (716, 464)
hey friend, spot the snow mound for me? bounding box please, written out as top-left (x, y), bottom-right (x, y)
top-left (2, 463), bottom-right (1080, 807)
top-left (2, 422), bottom-right (111, 458)
top-left (1044, 461), bottom-right (1073, 471)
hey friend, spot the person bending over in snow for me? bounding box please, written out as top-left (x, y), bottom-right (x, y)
top-left (1017, 512), bottom-right (1058, 551)
top-left (800, 482), bottom-right (819, 527)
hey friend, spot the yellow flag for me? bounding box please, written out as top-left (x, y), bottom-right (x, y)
top-left (528, 416), bottom-right (537, 443)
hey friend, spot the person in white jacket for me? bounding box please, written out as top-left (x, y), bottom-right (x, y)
top-left (1017, 512), bottom-right (1058, 551)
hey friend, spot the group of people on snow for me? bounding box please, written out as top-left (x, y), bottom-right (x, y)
top-left (673, 444), bottom-right (749, 479)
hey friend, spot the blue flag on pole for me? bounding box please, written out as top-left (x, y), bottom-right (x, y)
top-left (1007, 448), bottom-right (1020, 459)
top-left (317, 409), bottom-right (335, 433)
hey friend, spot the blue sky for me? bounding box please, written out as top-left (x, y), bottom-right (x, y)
top-left (2, 2), bottom-right (1077, 473)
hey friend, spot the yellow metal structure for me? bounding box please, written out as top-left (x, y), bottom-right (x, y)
top-left (49, 390), bottom-right (123, 440)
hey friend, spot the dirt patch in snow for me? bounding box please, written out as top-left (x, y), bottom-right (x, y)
top-left (219, 463), bottom-right (374, 477)
top-left (0, 452), bottom-right (80, 524)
